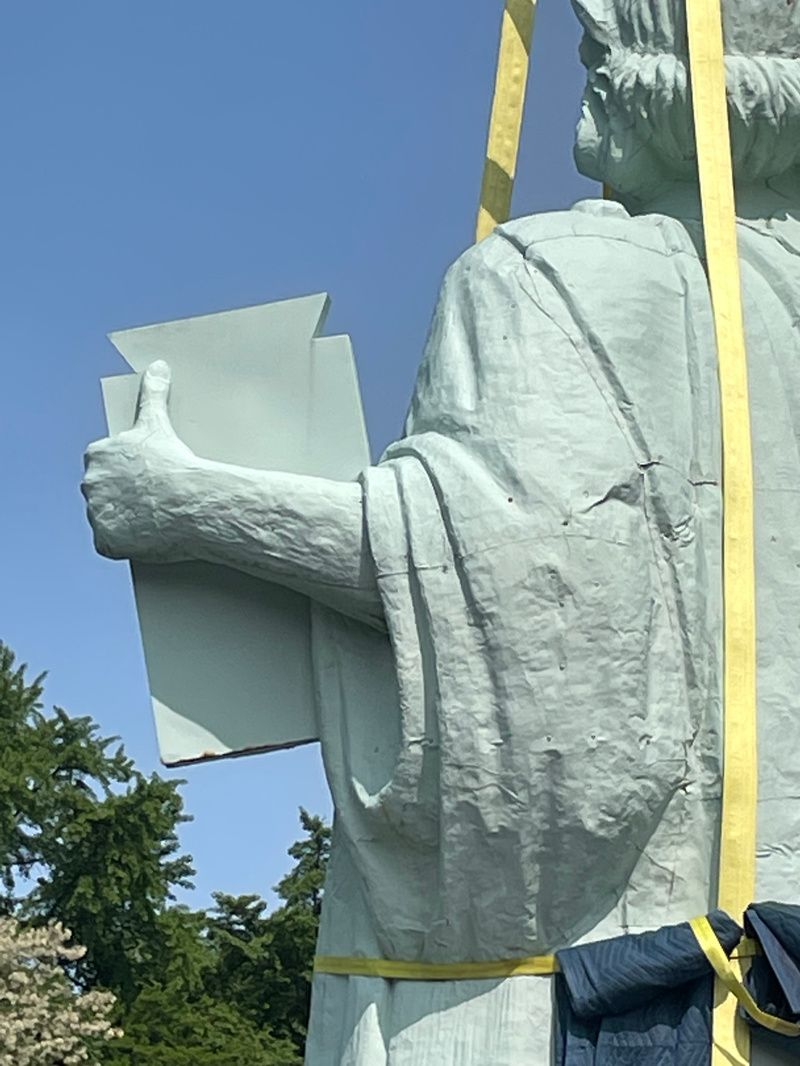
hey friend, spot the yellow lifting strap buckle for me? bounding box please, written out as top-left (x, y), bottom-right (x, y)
top-left (475, 0), bottom-right (537, 242)
top-left (313, 953), bottom-right (559, 981)
top-left (687, 0), bottom-right (758, 1062)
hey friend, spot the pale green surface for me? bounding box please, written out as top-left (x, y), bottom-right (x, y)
top-left (101, 296), bottom-right (369, 765)
top-left (308, 187), bottom-right (800, 1064)
top-left (84, 3), bottom-right (800, 1062)
top-left (573, 0), bottom-right (800, 201)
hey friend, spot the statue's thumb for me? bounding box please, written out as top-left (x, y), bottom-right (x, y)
top-left (136, 360), bottom-right (173, 430)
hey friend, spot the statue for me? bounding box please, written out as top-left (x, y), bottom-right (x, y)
top-left (82, 1), bottom-right (800, 1062)
top-left (98, 295), bottom-right (370, 764)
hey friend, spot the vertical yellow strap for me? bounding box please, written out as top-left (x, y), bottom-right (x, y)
top-left (476, 0), bottom-right (537, 242)
top-left (686, 1), bottom-right (758, 1064)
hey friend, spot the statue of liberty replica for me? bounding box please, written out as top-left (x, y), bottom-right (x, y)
top-left (82, 1), bottom-right (800, 1063)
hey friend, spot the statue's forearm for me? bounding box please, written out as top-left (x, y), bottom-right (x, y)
top-left (172, 458), bottom-right (384, 629)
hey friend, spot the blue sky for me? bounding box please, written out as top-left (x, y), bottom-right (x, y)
top-left (1, 1), bottom-right (594, 909)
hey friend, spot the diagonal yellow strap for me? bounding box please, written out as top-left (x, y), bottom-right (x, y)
top-left (686, 1), bottom-right (758, 1063)
top-left (476, 0), bottom-right (537, 242)
top-left (691, 918), bottom-right (800, 1039)
top-left (314, 953), bottom-right (559, 980)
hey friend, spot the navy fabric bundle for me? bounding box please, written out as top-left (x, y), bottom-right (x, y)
top-left (553, 911), bottom-right (741, 1065)
top-left (554, 904), bottom-right (800, 1064)
top-left (742, 904), bottom-right (800, 1059)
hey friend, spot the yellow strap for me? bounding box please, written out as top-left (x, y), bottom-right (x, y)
top-left (475, 0), bottom-right (537, 242)
top-left (691, 918), bottom-right (800, 1039)
top-left (687, 0), bottom-right (758, 919)
top-left (686, 0), bottom-right (758, 1062)
top-left (314, 937), bottom-right (756, 982)
top-left (314, 953), bottom-right (559, 981)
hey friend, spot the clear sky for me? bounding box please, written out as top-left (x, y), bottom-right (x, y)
top-left (1, 1), bottom-right (594, 909)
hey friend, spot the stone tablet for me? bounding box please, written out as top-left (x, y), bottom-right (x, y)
top-left (101, 294), bottom-right (370, 766)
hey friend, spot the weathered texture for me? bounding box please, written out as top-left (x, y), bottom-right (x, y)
top-left (307, 187), bottom-right (800, 1064)
top-left (99, 296), bottom-right (370, 765)
top-left (81, 2), bottom-right (800, 1062)
top-left (573, 0), bottom-right (800, 199)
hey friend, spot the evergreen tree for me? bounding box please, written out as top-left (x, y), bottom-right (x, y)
top-left (0, 643), bottom-right (329, 1064)
top-left (265, 811), bottom-right (331, 1047)
top-left (100, 988), bottom-right (300, 1066)
top-left (0, 644), bottom-right (193, 1003)
top-left (274, 810), bottom-right (331, 917)
top-left (200, 814), bottom-right (331, 1056)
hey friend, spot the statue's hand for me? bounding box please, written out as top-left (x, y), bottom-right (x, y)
top-left (82, 360), bottom-right (195, 563)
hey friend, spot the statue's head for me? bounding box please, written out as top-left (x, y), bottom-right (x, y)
top-left (572, 0), bottom-right (800, 199)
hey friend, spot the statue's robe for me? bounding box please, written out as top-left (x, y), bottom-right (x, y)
top-left (305, 197), bottom-right (800, 1065)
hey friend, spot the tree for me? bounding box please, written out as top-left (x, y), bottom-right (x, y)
top-left (0, 916), bottom-right (119, 1066)
top-left (34, 774), bottom-right (194, 1003)
top-left (0, 644), bottom-right (329, 1063)
top-left (100, 817), bottom-right (330, 1065)
top-left (264, 810), bottom-right (331, 1047)
top-left (100, 986), bottom-right (299, 1066)
top-left (195, 814), bottom-right (330, 1058)
top-left (275, 810), bottom-right (331, 917)
top-left (0, 644), bottom-right (194, 1003)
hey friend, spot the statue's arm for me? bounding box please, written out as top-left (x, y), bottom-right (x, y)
top-left (82, 362), bottom-right (384, 630)
top-left (162, 460), bottom-right (381, 628)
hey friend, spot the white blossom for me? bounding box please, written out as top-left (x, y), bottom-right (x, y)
top-left (0, 917), bottom-right (121, 1065)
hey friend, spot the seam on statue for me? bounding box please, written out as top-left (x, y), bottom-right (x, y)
top-left (735, 247), bottom-right (800, 470)
top-left (517, 254), bottom-right (686, 663)
top-left (518, 257), bottom-right (646, 461)
top-left (521, 233), bottom-right (701, 259)
top-left (598, 47), bottom-right (799, 61)
top-left (496, 225), bottom-right (701, 262)
top-left (203, 548), bottom-right (373, 594)
top-left (457, 530), bottom-right (633, 558)
top-left (737, 221), bottom-right (800, 252)
top-left (373, 531), bottom-right (635, 579)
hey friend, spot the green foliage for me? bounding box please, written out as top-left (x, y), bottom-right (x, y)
top-left (0, 644), bottom-right (194, 1005)
top-left (266, 811), bottom-right (330, 1045)
top-left (0, 647), bottom-right (128, 903)
top-left (101, 989), bottom-right (300, 1066)
top-left (35, 775), bottom-right (195, 1003)
top-left (275, 810), bottom-right (331, 915)
top-left (0, 644), bottom-right (328, 1064)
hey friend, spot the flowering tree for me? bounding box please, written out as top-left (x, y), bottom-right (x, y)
top-left (0, 644), bottom-right (327, 1063)
top-left (0, 918), bottom-right (119, 1066)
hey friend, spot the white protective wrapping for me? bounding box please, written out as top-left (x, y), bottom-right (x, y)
top-left (100, 295), bottom-right (370, 765)
top-left (306, 194), bottom-right (800, 1065)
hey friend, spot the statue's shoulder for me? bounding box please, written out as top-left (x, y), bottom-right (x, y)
top-left (450, 199), bottom-right (691, 281)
